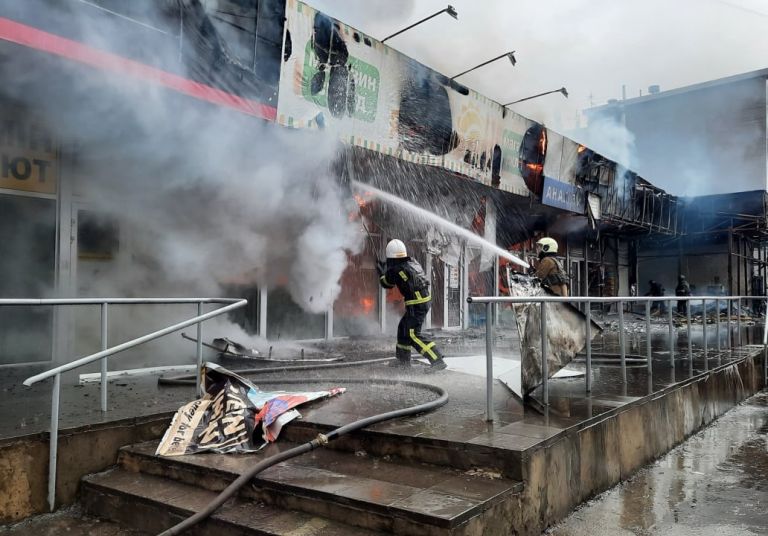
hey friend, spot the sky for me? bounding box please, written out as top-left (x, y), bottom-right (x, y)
top-left (305, 0), bottom-right (768, 133)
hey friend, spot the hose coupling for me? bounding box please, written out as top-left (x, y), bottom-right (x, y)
top-left (316, 433), bottom-right (329, 446)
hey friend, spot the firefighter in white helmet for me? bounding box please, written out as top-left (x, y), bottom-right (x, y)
top-left (377, 239), bottom-right (447, 370)
top-left (534, 237), bottom-right (569, 296)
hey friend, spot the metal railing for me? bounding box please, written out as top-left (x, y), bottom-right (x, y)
top-left (16, 297), bottom-right (247, 511)
top-left (468, 295), bottom-right (768, 422)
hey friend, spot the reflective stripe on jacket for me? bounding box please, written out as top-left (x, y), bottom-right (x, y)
top-left (379, 258), bottom-right (431, 306)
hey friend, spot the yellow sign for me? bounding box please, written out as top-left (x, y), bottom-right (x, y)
top-left (0, 121), bottom-right (57, 194)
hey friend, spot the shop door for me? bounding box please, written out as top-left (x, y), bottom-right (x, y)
top-left (569, 260), bottom-right (581, 297)
top-left (0, 195), bottom-right (56, 364)
top-left (445, 263), bottom-right (462, 328)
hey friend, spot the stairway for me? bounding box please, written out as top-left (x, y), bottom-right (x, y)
top-left (81, 433), bottom-right (523, 535)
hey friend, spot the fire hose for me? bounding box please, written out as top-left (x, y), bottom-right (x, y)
top-left (156, 367), bottom-right (448, 535)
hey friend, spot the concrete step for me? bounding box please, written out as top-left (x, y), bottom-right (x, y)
top-left (114, 440), bottom-right (523, 535)
top-left (280, 419), bottom-right (526, 479)
top-left (81, 468), bottom-right (383, 536)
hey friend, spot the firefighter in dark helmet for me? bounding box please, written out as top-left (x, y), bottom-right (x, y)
top-left (377, 239), bottom-right (447, 371)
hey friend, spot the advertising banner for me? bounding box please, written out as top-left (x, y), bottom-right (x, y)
top-left (277, 0), bottom-right (534, 196)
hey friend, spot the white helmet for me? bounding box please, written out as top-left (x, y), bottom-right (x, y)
top-left (385, 239), bottom-right (408, 259)
top-left (536, 237), bottom-right (558, 254)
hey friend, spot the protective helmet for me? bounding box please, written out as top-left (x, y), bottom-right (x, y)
top-left (385, 239), bottom-right (408, 259)
top-left (536, 237), bottom-right (558, 254)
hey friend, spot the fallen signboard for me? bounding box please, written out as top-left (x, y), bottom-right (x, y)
top-left (156, 362), bottom-right (344, 456)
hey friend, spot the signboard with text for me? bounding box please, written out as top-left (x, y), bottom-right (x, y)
top-left (541, 177), bottom-right (585, 214)
top-left (0, 120), bottom-right (57, 195)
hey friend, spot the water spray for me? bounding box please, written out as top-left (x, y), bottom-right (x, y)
top-left (351, 181), bottom-right (529, 269)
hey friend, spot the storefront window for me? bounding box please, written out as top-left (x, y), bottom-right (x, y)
top-left (0, 195), bottom-right (56, 364)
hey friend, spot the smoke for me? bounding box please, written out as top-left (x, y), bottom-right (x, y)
top-left (571, 114), bottom-right (637, 170)
top-left (2, 1), bottom-right (362, 314)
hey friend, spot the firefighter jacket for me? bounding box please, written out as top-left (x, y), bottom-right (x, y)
top-left (535, 253), bottom-right (569, 297)
top-left (379, 258), bottom-right (431, 306)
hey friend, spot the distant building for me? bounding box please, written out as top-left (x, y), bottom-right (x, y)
top-left (586, 73), bottom-right (768, 297)
top-left (585, 70), bottom-right (768, 196)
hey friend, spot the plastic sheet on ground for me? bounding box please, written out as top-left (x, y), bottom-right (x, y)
top-left (156, 363), bottom-right (344, 457)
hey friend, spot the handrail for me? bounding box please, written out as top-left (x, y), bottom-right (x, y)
top-left (23, 299), bottom-right (246, 386)
top-left (468, 295), bottom-right (755, 303)
top-left (1, 298), bottom-right (241, 305)
top-left (468, 294), bottom-right (766, 423)
top-left (13, 296), bottom-right (248, 512)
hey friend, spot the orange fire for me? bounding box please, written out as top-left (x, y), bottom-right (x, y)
top-left (360, 296), bottom-right (375, 314)
top-left (526, 163), bottom-right (543, 172)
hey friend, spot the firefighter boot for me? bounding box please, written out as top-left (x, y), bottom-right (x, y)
top-left (390, 346), bottom-right (412, 368)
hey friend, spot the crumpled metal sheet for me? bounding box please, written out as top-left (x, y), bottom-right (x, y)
top-left (507, 274), bottom-right (601, 396)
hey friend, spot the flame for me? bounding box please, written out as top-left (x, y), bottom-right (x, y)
top-left (353, 193), bottom-right (368, 208)
top-left (360, 296), bottom-right (375, 314)
top-left (526, 163), bottom-right (543, 172)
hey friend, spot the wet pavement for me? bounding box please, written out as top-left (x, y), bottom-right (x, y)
top-left (0, 319), bottom-right (763, 445)
top-left (548, 390), bottom-right (768, 536)
top-left (1, 317), bottom-right (766, 534)
top-left (0, 506), bottom-right (146, 535)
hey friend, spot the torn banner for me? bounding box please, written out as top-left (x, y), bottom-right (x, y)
top-left (156, 363), bottom-right (344, 457)
top-left (506, 274), bottom-right (601, 396)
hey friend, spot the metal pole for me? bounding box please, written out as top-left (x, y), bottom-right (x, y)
top-left (485, 302), bottom-right (494, 422)
top-left (737, 297), bottom-right (742, 347)
top-left (667, 300), bottom-right (674, 363)
top-left (48, 373), bottom-right (60, 511)
top-left (716, 298), bottom-right (721, 350)
top-left (763, 298), bottom-right (768, 383)
top-left (619, 300), bottom-right (627, 383)
top-left (686, 297), bottom-right (692, 362)
top-left (703, 299), bottom-right (708, 370)
top-left (726, 299), bottom-right (732, 350)
top-left (541, 301), bottom-right (549, 405)
top-left (195, 302), bottom-right (203, 394)
top-left (646, 300), bottom-right (652, 375)
top-left (585, 301), bottom-right (592, 393)
top-left (100, 302), bottom-right (108, 412)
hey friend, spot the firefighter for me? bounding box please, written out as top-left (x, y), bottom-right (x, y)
top-left (675, 275), bottom-right (691, 314)
top-left (377, 239), bottom-right (447, 371)
top-left (534, 237), bottom-right (569, 296)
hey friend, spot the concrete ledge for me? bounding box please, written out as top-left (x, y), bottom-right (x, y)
top-left (516, 350), bottom-right (765, 534)
top-left (0, 412), bottom-right (172, 523)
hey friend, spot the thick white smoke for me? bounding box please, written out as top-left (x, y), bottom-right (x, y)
top-left (2, 1), bottom-right (362, 314)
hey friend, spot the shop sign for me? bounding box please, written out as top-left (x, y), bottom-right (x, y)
top-left (541, 176), bottom-right (585, 214)
top-left (0, 121), bottom-right (57, 194)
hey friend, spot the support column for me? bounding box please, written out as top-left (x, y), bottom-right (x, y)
top-left (325, 304), bottom-right (333, 340)
top-left (258, 286), bottom-right (268, 338)
top-left (462, 243), bottom-right (470, 330)
top-left (728, 226), bottom-right (734, 297)
top-left (493, 254), bottom-right (500, 327)
top-left (425, 252), bottom-right (433, 329)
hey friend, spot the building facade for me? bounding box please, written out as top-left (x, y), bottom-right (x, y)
top-left (0, 0), bottom-right (679, 370)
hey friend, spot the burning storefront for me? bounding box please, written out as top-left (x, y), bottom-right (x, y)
top-left (0, 0), bottom-right (683, 372)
